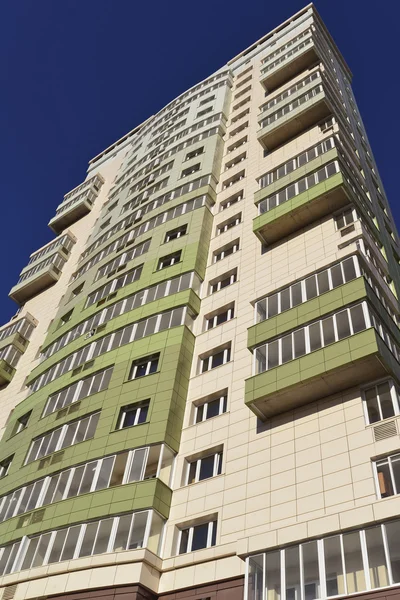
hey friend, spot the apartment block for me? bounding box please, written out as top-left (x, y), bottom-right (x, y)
top-left (0, 4), bottom-right (399, 600)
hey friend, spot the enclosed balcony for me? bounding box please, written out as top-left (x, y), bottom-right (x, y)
top-left (48, 173), bottom-right (104, 234)
top-left (9, 234), bottom-right (76, 304)
top-left (257, 79), bottom-right (331, 151)
top-left (260, 34), bottom-right (320, 92)
top-left (253, 157), bottom-right (353, 246)
top-left (245, 300), bottom-right (400, 420)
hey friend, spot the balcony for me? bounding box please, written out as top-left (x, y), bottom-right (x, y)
top-left (257, 83), bottom-right (331, 151)
top-left (48, 173), bottom-right (104, 234)
top-left (245, 295), bottom-right (400, 421)
top-left (246, 328), bottom-right (400, 420)
top-left (9, 235), bottom-right (76, 305)
top-left (253, 160), bottom-right (351, 246)
top-left (260, 36), bottom-right (320, 92)
top-left (0, 360), bottom-right (15, 386)
top-left (9, 256), bottom-right (65, 304)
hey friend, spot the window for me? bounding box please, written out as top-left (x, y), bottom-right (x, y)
top-left (220, 191), bottom-right (243, 211)
top-left (209, 269), bottom-right (237, 294)
top-left (129, 354), bottom-right (160, 380)
top-left (230, 121), bottom-right (248, 137)
top-left (225, 152), bottom-right (246, 170)
top-left (217, 214), bottom-right (241, 235)
top-left (185, 147), bottom-right (204, 161)
top-left (205, 304), bottom-right (234, 330)
top-left (181, 164), bottom-right (201, 178)
top-left (335, 206), bottom-right (358, 230)
top-left (254, 303), bottom-right (369, 374)
top-left (117, 401), bottom-right (150, 429)
top-left (0, 455), bottom-right (13, 478)
top-left (258, 137), bottom-right (335, 189)
top-left (165, 225), bottom-right (187, 243)
top-left (213, 240), bottom-right (239, 262)
top-left (227, 137), bottom-right (247, 153)
top-left (0, 445), bottom-right (174, 525)
top-left (184, 450), bottom-right (222, 485)
top-left (59, 310), bottom-right (73, 326)
top-left (246, 519), bottom-right (400, 600)
top-left (199, 96), bottom-right (215, 106)
top-left (85, 265), bottom-right (142, 308)
top-left (375, 452), bottom-right (400, 498)
top-left (0, 509), bottom-right (164, 576)
top-left (258, 161), bottom-right (340, 214)
top-left (43, 367), bottom-right (114, 417)
top-left (158, 251), bottom-right (181, 270)
top-left (69, 283), bottom-right (84, 301)
top-left (11, 411), bottom-right (32, 436)
top-left (222, 170), bottom-right (245, 189)
top-left (363, 380), bottom-right (400, 425)
top-left (196, 106), bottom-right (213, 119)
top-left (200, 344), bottom-right (231, 373)
top-left (178, 520), bottom-right (217, 554)
top-left (25, 413), bottom-right (100, 465)
top-left (193, 392), bottom-right (228, 424)
top-left (255, 257), bottom-right (360, 323)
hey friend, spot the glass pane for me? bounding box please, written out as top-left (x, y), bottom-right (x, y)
top-left (79, 462), bottom-right (97, 495)
top-left (305, 276), bottom-right (318, 300)
top-left (331, 265), bottom-right (344, 288)
top-left (60, 525), bottom-right (81, 561)
top-left (365, 526), bottom-right (389, 588)
top-left (206, 398), bottom-right (220, 419)
top-left (336, 310), bottom-right (351, 339)
top-left (266, 550), bottom-right (281, 600)
top-left (324, 535), bottom-right (344, 596)
top-left (390, 456), bottom-right (400, 498)
top-left (93, 518), bottom-right (113, 554)
top-left (21, 537), bottom-right (39, 570)
top-left (376, 461), bottom-right (394, 497)
top-left (350, 305), bottom-right (366, 334)
top-left (282, 335), bottom-right (293, 364)
top-left (113, 514), bottom-right (132, 552)
top-left (256, 346), bottom-right (267, 374)
top-left (248, 554), bottom-right (264, 600)
top-left (94, 456), bottom-right (114, 491)
top-left (291, 283), bottom-right (302, 307)
top-left (309, 323), bottom-right (322, 352)
top-left (281, 288), bottom-right (291, 312)
top-left (127, 448), bottom-right (147, 483)
top-left (293, 330), bottom-right (306, 358)
top-left (317, 270), bottom-right (330, 294)
top-left (303, 541), bottom-right (320, 600)
top-left (343, 531), bottom-right (366, 593)
top-left (110, 452), bottom-right (128, 487)
top-left (179, 528), bottom-right (189, 554)
top-left (365, 387), bottom-right (381, 424)
top-left (129, 512), bottom-right (148, 549)
top-left (285, 546), bottom-right (300, 600)
top-left (268, 294), bottom-right (279, 318)
top-left (53, 471), bottom-right (71, 502)
top-left (378, 383), bottom-right (394, 420)
top-left (342, 258), bottom-right (357, 282)
top-left (66, 466), bottom-right (85, 498)
top-left (385, 519), bottom-right (400, 583)
top-left (268, 340), bottom-right (279, 369)
top-left (322, 317), bottom-right (335, 346)
top-left (79, 522), bottom-right (98, 557)
top-left (191, 523), bottom-right (209, 551)
top-left (199, 455), bottom-right (215, 481)
top-left (257, 299), bottom-right (267, 322)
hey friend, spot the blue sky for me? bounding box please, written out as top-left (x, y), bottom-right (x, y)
top-left (0, 0), bottom-right (397, 321)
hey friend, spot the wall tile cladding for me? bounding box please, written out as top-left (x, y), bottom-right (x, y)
top-left (30, 206), bottom-right (214, 382)
top-left (0, 327), bottom-right (194, 525)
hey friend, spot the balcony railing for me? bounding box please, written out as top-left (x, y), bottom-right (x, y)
top-left (48, 174), bottom-right (104, 233)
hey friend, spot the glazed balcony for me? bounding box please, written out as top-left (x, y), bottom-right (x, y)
top-left (245, 300), bottom-right (400, 420)
top-left (257, 80), bottom-right (331, 151)
top-left (260, 34), bottom-right (320, 92)
top-left (48, 173), bottom-right (104, 233)
top-left (253, 158), bottom-right (353, 246)
top-left (9, 254), bottom-right (66, 304)
top-left (9, 235), bottom-right (76, 305)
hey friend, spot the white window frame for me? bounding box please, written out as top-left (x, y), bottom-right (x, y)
top-left (117, 402), bottom-right (150, 430)
top-left (177, 519), bottom-right (217, 555)
top-left (185, 452), bottom-right (222, 485)
top-left (193, 395), bottom-right (227, 424)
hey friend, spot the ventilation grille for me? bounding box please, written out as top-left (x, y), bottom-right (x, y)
top-left (51, 451), bottom-right (65, 465)
top-left (373, 420), bottom-right (397, 441)
top-left (2, 584), bottom-right (17, 600)
top-left (38, 456), bottom-right (51, 470)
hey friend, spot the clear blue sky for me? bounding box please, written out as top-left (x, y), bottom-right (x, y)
top-left (0, 0), bottom-right (397, 321)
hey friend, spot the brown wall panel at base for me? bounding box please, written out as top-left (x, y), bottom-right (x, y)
top-left (158, 576), bottom-right (244, 600)
top-left (46, 584), bottom-right (157, 600)
top-left (44, 577), bottom-right (244, 600)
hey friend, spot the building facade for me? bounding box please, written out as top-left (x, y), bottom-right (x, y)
top-left (0, 4), bottom-right (399, 600)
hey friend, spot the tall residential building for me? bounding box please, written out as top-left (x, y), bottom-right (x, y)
top-left (0, 4), bottom-right (400, 600)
